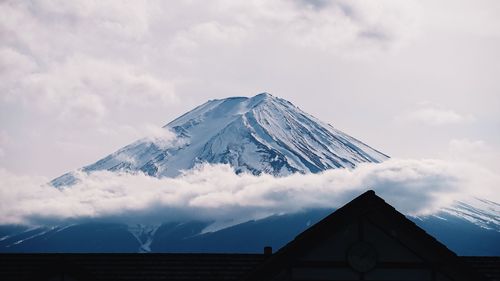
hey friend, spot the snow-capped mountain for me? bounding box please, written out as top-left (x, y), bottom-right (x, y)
top-left (2, 93), bottom-right (498, 255)
top-left (52, 93), bottom-right (388, 186)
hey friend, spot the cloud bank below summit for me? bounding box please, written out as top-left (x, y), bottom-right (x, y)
top-left (1, 158), bottom-right (498, 228)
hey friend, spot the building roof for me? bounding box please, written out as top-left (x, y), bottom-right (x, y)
top-left (242, 190), bottom-right (491, 281)
top-left (0, 253), bottom-right (265, 281)
top-left (1, 253), bottom-right (499, 281)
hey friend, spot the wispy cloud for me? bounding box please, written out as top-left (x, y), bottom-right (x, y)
top-left (401, 106), bottom-right (475, 126)
top-left (1, 159), bottom-right (498, 227)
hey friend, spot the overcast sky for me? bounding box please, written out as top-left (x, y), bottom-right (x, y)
top-left (1, 0), bottom-right (499, 179)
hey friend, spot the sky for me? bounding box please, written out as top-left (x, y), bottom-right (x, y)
top-left (0, 1), bottom-right (499, 226)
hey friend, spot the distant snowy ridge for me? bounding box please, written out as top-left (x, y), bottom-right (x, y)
top-left (445, 198), bottom-right (500, 231)
top-left (52, 93), bottom-right (388, 186)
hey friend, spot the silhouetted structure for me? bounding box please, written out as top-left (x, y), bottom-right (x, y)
top-left (1, 190), bottom-right (499, 281)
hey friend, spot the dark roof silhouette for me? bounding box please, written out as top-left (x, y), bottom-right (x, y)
top-left (243, 190), bottom-right (490, 281)
top-left (1, 253), bottom-right (498, 281)
top-left (461, 257), bottom-right (500, 281)
top-left (0, 253), bottom-right (265, 281)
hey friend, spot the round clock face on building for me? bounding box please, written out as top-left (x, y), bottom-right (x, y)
top-left (347, 241), bottom-right (378, 273)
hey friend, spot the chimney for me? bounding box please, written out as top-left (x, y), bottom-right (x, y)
top-left (264, 246), bottom-right (272, 256)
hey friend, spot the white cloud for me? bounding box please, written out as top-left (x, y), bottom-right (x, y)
top-left (402, 106), bottom-right (475, 126)
top-left (0, 48), bottom-right (37, 79)
top-left (0, 0), bottom-right (176, 123)
top-left (0, 159), bottom-right (498, 228)
top-left (4, 54), bottom-right (176, 121)
top-left (285, 0), bottom-right (420, 54)
top-left (165, 0), bottom-right (420, 56)
top-left (140, 125), bottom-right (187, 150)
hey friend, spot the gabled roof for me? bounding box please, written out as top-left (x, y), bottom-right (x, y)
top-left (242, 190), bottom-right (487, 281)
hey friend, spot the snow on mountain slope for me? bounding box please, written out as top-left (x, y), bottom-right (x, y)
top-left (127, 224), bottom-right (161, 252)
top-left (444, 198), bottom-right (500, 231)
top-left (51, 93), bottom-right (388, 186)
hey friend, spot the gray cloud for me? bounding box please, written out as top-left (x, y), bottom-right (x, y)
top-left (1, 159), bottom-right (498, 229)
top-left (1, 0), bottom-right (418, 120)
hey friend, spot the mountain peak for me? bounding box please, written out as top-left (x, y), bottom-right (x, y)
top-left (245, 92), bottom-right (278, 109)
top-left (252, 92), bottom-right (273, 100)
top-left (51, 93), bottom-right (389, 186)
